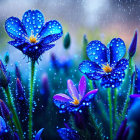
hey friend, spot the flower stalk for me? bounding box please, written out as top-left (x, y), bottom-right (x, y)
top-left (119, 57), bottom-right (134, 127)
top-left (114, 88), bottom-right (118, 128)
top-left (107, 88), bottom-right (113, 140)
top-left (29, 61), bottom-right (35, 140)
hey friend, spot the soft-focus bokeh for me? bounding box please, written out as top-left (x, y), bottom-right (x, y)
top-left (0, 0), bottom-right (140, 70)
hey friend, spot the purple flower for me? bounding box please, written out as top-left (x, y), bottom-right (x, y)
top-left (53, 76), bottom-right (98, 112)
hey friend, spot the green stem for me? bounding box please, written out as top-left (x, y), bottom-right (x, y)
top-left (114, 88), bottom-right (118, 125)
top-left (121, 80), bottom-right (133, 122)
top-left (120, 57), bottom-right (133, 123)
top-left (107, 88), bottom-right (113, 140)
top-left (29, 61), bottom-right (35, 140)
top-left (89, 80), bottom-right (94, 90)
top-left (4, 87), bottom-right (24, 140)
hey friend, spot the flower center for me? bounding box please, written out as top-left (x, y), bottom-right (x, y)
top-left (29, 35), bottom-right (37, 43)
top-left (72, 97), bottom-right (80, 105)
top-left (102, 64), bottom-right (112, 73)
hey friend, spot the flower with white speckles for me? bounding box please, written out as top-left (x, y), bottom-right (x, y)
top-left (53, 76), bottom-right (98, 113)
top-left (5, 10), bottom-right (63, 61)
top-left (79, 38), bottom-right (128, 88)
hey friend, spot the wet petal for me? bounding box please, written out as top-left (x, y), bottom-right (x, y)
top-left (22, 10), bottom-right (44, 37)
top-left (5, 17), bottom-right (26, 40)
top-left (130, 94), bottom-right (140, 99)
top-left (86, 72), bottom-right (103, 80)
top-left (86, 40), bottom-right (108, 67)
top-left (79, 60), bottom-right (103, 80)
top-left (41, 34), bottom-right (62, 45)
top-left (0, 116), bottom-right (6, 134)
top-left (109, 38), bottom-right (126, 66)
top-left (78, 76), bottom-right (86, 99)
top-left (134, 67), bottom-right (140, 94)
top-left (8, 39), bottom-right (26, 47)
top-left (81, 89), bottom-right (98, 102)
top-left (101, 69), bottom-right (125, 88)
top-left (67, 80), bottom-right (79, 99)
top-left (35, 128), bottom-right (44, 140)
top-left (115, 58), bottom-right (128, 70)
top-left (22, 44), bottom-right (55, 61)
top-left (53, 94), bottom-right (72, 102)
top-left (39, 20), bottom-right (63, 39)
top-left (53, 99), bottom-right (71, 113)
top-left (57, 128), bottom-right (80, 140)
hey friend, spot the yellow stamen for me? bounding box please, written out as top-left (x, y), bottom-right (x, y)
top-left (72, 97), bottom-right (80, 105)
top-left (102, 64), bottom-right (112, 73)
top-left (29, 35), bottom-right (37, 43)
top-left (25, 31), bottom-right (38, 43)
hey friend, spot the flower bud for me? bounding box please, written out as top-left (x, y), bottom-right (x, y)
top-left (63, 32), bottom-right (71, 49)
top-left (0, 60), bottom-right (9, 88)
top-left (50, 53), bottom-right (60, 71)
top-left (128, 30), bottom-right (138, 57)
top-left (82, 34), bottom-right (88, 59)
top-left (4, 52), bottom-right (9, 64)
top-left (0, 99), bottom-right (11, 120)
top-left (40, 73), bottom-right (50, 107)
top-left (15, 63), bottom-right (21, 80)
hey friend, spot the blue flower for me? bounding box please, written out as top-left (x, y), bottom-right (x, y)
top-left (79, 38), bottom-right (128, 88)
top-left (5, 10), bottom-right (63, 61)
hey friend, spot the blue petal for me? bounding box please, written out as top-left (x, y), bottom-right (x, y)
top-left (8, 39), bottom-right (26, 47)
top-left (35, 128), bottom-right (44, 140)
top-left (5, 17), bottom-right (27, 40)
top-left (41, 34), bottom-right (63, 44)
top-left (115, 58), bottom-right (128, 70)
top-left (54, 98), bottom-right (90, 113)
top-left (57, 128), bottom-right (80, 140)
top-left (79, 60), bottom-right (103, 80)
top-left (22, 10), bottom-right (44, 37)
top-left (9, 40), bottom-right (55, 61)
top-left (134, 67), bottom-right (140, 94)
top-left (101, 69), bottom-right (125, 88)
top-left (0, 116), bottom-right (6, 135)
top-left (86, 40), bottom-right (108, 67)
top-left (109, 38), bottom-right (126, 66)
top-left (39, 20), bottom-right (63, 39)
top-left (53, 99), bottom-right (71, 112)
